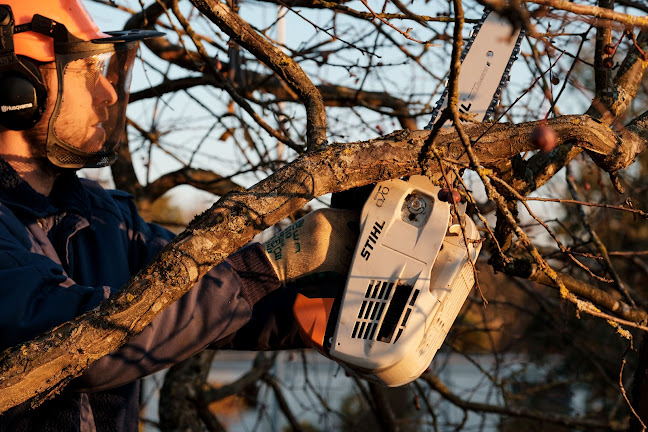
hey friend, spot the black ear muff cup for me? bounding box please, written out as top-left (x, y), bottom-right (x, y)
top-left (0, 5), bottom-right (47, 131)
top-left (0, 58), bottom-right (47, 131)
top-left (0, 72), bottom-right (43, 130)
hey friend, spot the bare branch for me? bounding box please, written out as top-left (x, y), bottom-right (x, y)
top-left (0, 115), bottom-right (641, 413)
top-left (190, 0), bottom-right (328, 149)
top-left (262, 374), bottom-right (304, 431)
top-left (482, 0), bottom-right (648, 28)
top-left (144, 168), bottom-right (242, 202)
top-left (203, 352), bottom-right (275, 402)
top-left (528, 0), bottom-right (648, 28)
top-left (420, 373), bottom-right (627, 430)
top-left (527, 271), bottom-right (648, 324)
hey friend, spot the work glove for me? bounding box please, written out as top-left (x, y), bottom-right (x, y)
top-left (263, 208), bottom-right (359, 285)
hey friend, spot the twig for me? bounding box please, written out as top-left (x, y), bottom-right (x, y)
top-left (487, 174), bottom-right (615, 284)
top-left (274, 0), bottom-right (376, 56)
top-left (620, 354), bottom-right (648, 431)
top-left (565, 168), bottom-right (636, 306)
top-left (432, 150), bottom-right (487, 304)
top-left (358, 0), bottom-right (438, 46)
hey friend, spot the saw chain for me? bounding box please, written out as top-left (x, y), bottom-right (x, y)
top-left (426, 9), bottom-right (523, 128)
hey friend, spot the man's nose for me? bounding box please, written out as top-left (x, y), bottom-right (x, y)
top-left (94, 74), bottom-right (118, 106)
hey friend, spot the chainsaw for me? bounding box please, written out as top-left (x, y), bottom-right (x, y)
top-left (294, 10), bottom-right (523, 387)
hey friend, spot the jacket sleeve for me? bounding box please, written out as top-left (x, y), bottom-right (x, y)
top-left (0, 209), bottom-right (112, 348)
top-left (71, 194), bottom-right (292, 392)
top-left (74, 243), bottom-right (283, 392)
top-left (0, 194), bottom-right (292, 393)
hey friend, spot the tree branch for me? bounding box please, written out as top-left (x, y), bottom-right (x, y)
top-left (262, 374), bottom-right (304, 431)
top-left (144, 168), bottom-right (242, 202)
top-left (203, 352), bottom-right (275, 402)
top-left (420, 373), bottom-right (627, 430)
top-left (129, 76), bottom-right (418, 129)
top-left (529, 0), bottom-right (648, 28)
top-left (526, 271), bottom-right (648, 324)
top-left (190, 0), bottom-right (328, 149)
top-left (482, 0), bottom-right (648, 28)
top-left (0, 115), bottom-right (643, 413)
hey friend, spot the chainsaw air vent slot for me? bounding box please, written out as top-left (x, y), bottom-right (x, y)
top-left (377, 284), bottom-right (416, 343)
top-left (409, 290), bottom-right (419, 306)
top-left (401, 308), bottom-right (412, 327)
top-left (351, 280), bottom-right (392, 340)
top-left (351, 281), bottom-right (421, 342)
top-left (358, 301), bottom-right (367, 319)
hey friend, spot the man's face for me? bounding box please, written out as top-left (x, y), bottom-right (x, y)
top-left (44, 56), bottom-right (118, 154)
top-left (20, 47), bottom-right (136, 169)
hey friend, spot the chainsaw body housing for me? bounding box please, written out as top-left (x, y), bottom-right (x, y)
top-left (295, 176), bottom-right (482, 387)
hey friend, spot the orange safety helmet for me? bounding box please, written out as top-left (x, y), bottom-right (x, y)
top-left (10, 0), bottom-right (107, 62)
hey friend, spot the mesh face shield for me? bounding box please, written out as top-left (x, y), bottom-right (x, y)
top-left (45, 44), bottom-right (137, 168)
top-left (6, 9), bottom-right (163, 169)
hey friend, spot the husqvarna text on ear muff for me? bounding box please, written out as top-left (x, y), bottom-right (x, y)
top-left (0, 5), bottom-right (47, 131)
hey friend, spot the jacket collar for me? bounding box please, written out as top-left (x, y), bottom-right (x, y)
top-left (0, 157), bottom-right (91, 219)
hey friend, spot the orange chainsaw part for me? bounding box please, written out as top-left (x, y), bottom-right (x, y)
top-left (293, 293), bottom-right (335, 355)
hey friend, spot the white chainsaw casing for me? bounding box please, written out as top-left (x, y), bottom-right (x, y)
top-left (330, 176), bottom-right (481, 387)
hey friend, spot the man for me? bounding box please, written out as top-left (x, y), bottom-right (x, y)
top-left (0, 1), bottom-right (356, 431)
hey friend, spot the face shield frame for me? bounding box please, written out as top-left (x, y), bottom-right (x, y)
top-left (16, 13), bottom-right (163, 169)
top-left (44, 41), bottom-right (138, 168)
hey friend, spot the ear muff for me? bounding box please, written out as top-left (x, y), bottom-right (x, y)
top-left (0, 58), bottom-right (47, 131)
top-left (0, 5), bottom-right (47, 131)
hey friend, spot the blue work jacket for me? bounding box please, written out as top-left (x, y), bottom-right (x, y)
top-left (0, 159), bottom-right (300, 431)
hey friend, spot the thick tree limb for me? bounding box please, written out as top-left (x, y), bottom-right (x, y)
top-left (0, 115), bottom-right (644, 414)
